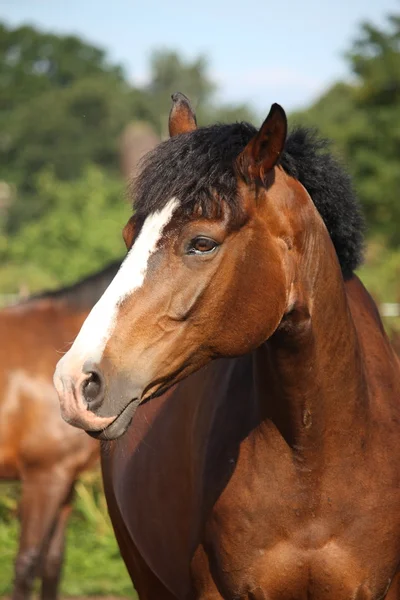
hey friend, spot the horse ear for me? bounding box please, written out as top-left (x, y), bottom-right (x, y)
top-left (122, 215), bottom-right (137, 250)
top-left (169, 92), bottom-right (197, 137)
top-left (237, 103), bottom-right (287, 184)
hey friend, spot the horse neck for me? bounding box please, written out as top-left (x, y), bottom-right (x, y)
top-left (27, 261), bottom-right (121, 311)
top-left (255, 226), bottom-right (368, 458)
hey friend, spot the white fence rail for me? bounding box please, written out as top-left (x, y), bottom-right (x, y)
top-left (380, 303), bottom-right (400, 318)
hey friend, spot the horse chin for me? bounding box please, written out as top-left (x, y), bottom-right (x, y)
top-left (85, 375), bottom-right (180, 441)
top-left (86, 397), bottom-right (141, 441)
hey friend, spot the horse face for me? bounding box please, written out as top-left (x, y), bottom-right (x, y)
top-left (54, 99), bottom-right (294, 440)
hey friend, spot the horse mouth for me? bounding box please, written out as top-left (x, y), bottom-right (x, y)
top-left (85, 374), bottom-right (181, 441)
top-left (86, 397), bottom-right (141, 441)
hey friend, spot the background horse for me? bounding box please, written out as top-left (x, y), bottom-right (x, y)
top-left (55, 94), bottom-right (400, 599)
top-left (0, 260), bottom-right (120, 600)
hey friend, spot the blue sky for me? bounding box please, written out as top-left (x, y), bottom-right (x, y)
top-left (2, 0), bottom-right (399, 117)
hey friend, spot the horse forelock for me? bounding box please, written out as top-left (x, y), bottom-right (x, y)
top-left (132, 122), bottom-right (364, 278)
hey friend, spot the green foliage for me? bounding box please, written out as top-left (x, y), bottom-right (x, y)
top-left (148, 50), bottom-right (215, 106)
top-left (2, 76), bottom-right (133, 190)
top-left (0, 22), bottom-right (256, 294)
top-left (0, 474), bottom-right (135, 597)
top-left (348, 15), bottom-right (400, 107)
top-left (357, 239), bottom-right (400, 303)
top-left (291, 14), bottom-right (400, 247)
top-left (0, 22), bottom-right (255, 195)
top-left (62, 471), bottom-right (135, 597)
top-left (0, 263), bottom-right (57, 297)
top-left (1, 165), bottom-right (129, 289)
top-left (0, 513), bottom-right (18, 593)
top-left (0, 23), bottom-right (124, 114)
top-left (62, 520), bottom-right (134, 597)
top-left (1, 75), bottom-right (136, 232)
top-left (133, 50), bottom-right (255, 137)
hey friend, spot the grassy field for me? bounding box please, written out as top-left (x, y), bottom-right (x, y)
top-left (0, 471), bottom-right (136, 598)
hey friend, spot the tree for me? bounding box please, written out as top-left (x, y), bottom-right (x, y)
top-left (0, 165), bottom-right (129, 288)
top-left (1, 75), bottom-right (138, 233)
top-left (0, 23), bottom-right (135, 233)
top-left (3, 77), bottom-right (130, 185)
top-left (142, 50), bottom-right (255, 136)
top-left (347, 15), bottom-right (400, 244)
top-left (0, 24), bottom-right (255, 233)
top-left (0, 23), bottom-right (256, 295)
top-left (291, 14), bottom-right (400, 246)
top-left (0, 23), bottom-right (124, 114)
top-left (348, 15), bottom-right (400, 107)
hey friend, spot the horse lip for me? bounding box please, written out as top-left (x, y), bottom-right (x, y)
top-left (85, 397), bottom-right (140, 441)
top-left (85, 375), bottom-right (179, 441)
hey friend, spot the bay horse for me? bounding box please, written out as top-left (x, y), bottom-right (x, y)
top-left (0, 260), bottom-right (120, 600)
top-left (54, 93), bottom-right (400, 599)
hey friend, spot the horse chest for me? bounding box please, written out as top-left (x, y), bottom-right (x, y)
top-left (192, 467), bottom-right (400, 600)
top-left (192, 538), bottom-right (393, 600)
top-left (195, 509), bottom-right (396, 600)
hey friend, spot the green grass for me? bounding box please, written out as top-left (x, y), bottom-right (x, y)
top-left (0, 472), bottom-right (136, 597)
top-left (0, 514), bottom-right (18, 594)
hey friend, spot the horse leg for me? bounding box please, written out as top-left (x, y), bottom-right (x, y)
top-left (12, 471), bottom-right (72, 600)
top-left (40, 484), bottom-right (75, 600)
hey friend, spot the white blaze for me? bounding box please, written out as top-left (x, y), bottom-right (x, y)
top-left (62, 198), bottom-right (179, 364)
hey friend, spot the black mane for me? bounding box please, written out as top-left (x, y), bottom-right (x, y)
top-left (133, 123), bottom-right (364, 278)
top-left (22, 260), bottom-right (122, 310)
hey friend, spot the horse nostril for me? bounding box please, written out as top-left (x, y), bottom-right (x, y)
top-left (82, 371), bottom-right (104, 411)
top-left (84, 373), bottom-right (101, 400)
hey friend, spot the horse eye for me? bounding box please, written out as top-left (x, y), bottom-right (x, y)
top-left (187, 237), bottom-right (218, 255)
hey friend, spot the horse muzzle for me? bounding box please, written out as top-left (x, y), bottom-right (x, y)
top-left (53, 356), bottom-right (142, 440)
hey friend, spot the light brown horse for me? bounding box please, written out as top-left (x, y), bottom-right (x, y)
top-left (55, 94), bottom-right (400, 600)
top-left (0, 261), bottom-right (120, 600)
